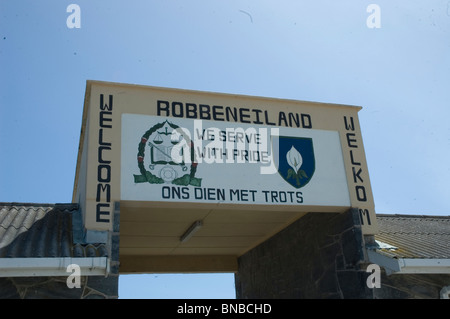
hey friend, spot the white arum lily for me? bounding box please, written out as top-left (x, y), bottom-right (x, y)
top-left (286, 146), bottom-right (302, 173)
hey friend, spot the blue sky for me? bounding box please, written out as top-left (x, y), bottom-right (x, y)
top-left (1, 1), bottom-right (449, 298)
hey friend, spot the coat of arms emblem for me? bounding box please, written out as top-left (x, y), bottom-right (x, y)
top-left (133, 120), bottom-right (202, 186)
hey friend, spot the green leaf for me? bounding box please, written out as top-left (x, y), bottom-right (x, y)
top-left (133, 174), bottom-right (147, 183)
top-left (172, 174), bottom-right (202, 187)
top-left (145, 171), bottom-right (164, 184)
top-left (189, 177), bottom-right (202, 187)
top-left (287, 168), bottom-right (295, 179)
top-left (172, 174), bottom-right (190, 186)
top-left (299, 169), bottom-right (308, 179)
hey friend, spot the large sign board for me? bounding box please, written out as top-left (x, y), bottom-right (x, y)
top-left (121, 114), bottom-right (350, 207)
top-left (73, 81), bottom-right (378, 235)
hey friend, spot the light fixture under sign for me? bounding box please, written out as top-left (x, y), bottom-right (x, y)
top-left (180, 220), bottom-right (203, 243)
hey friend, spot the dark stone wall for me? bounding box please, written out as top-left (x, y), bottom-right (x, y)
top-left (235, 209), bottom-right (450, 299)
top-left (235, 209), bottom-right (373, 299)
top-left (0, 275), bottom-right (118, 299)
top-left (374, 269), bottom-right (450, 299)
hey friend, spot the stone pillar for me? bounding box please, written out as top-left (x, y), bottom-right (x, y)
top-left (0, 273), bottom-right (119, 299)
top-left (235, 209), bottom-right (372, 299)
top-left (106, 201), bottom-right (121, 298)
top-left (373, 270), bottom-right (450, 299)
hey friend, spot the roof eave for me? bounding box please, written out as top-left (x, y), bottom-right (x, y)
top-left (368, 250), bottom-right (450, 275)
top-left (0, 257), bottom-right (109, 277)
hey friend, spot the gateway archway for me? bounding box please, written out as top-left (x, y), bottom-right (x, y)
top-left (2, 82), bottom-right (449, 300)
top-left (73, 81), bottom-right (377, 297)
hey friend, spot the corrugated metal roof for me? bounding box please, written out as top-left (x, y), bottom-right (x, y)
top-left (374, 214), bottom-right (450, 259)
top-left (0, 203), bottom-right (107, 258)
top-left (0, 205), bottom-right (51, 249)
